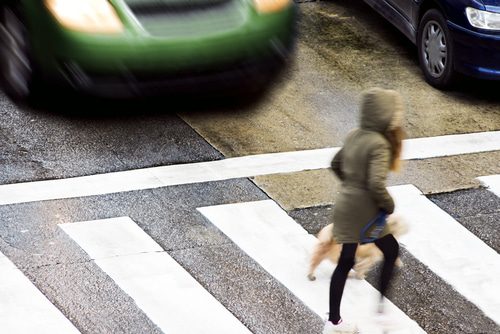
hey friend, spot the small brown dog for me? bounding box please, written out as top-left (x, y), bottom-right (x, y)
top-left (307, 214), bottom-right (408, 281)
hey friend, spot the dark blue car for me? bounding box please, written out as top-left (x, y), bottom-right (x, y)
top-left (363, 0), bottom-right (500, 88)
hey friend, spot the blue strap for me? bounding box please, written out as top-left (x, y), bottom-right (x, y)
top-left (360, 211), bottom-right (388, 244)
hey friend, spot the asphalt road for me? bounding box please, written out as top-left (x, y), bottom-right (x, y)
top-left (0, 1), bottom-right (499, 334)
top-left (180, 0), bottom-right (500, 210)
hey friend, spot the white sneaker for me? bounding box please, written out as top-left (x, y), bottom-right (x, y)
top-left (322, 319), bottom-right (359, 334)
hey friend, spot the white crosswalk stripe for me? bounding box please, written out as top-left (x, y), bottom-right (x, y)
top-left (0, 251), bottom-right (80, 334)
top-left (390, 185), bottom-right (500, 325)
top-left (198, 200), bottom-right (426, 334)
top-left (478, 175), bottom-right (500, 197)
top-left (59, 217), bottom-right (253, 334)
top-left (0, 131), bottom-right (499, 206)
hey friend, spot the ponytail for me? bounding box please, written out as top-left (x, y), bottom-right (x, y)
top-left (386, 126), bottom-right (404, 172)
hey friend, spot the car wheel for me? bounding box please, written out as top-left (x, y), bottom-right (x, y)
top-left (417, 9), bottom-right (455, 88)
top-left (0, 5), bottom-right (37, 102)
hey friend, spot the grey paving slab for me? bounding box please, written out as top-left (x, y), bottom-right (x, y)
top-left (458, 214), bottom-right (500, 253)
top-left (429, 188), bottom-right (500, 218)
top-left (288, 204), bottom-right (334, 235)
top-left (429, 188), bottom-right (500, 252)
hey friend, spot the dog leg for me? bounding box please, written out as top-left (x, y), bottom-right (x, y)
top-left (353, 255), bottom-right (381, 280)
top-left (308, 241), bottom-right (333, 281)
top-left (348, 269), bottom-right (359, 279)
top-left (352, 258), bottom-right (372, 280)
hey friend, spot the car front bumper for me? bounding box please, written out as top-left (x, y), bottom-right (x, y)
top-left (57, 54), bottom-right (287, 98)
top-left (25, 1), bottom-right (296, 96)
top-left (448, 21), bottom-right (500, 80)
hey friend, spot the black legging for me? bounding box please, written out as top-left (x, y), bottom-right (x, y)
top-left (328, 234), bottom-right (399, 323)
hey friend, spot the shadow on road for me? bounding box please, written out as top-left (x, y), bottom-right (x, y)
top-left (1, 61), bottom-right (295, 121)
top-left (449, 79), bottom-right (500, 105)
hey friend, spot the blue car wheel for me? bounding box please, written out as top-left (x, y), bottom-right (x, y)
top-left (417, 9), bottom-right (456, 88)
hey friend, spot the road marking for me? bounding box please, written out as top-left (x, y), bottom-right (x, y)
top-left (0, 131), bottom-right (499, 206)
top-left (0, 251), bottom-right (80, 334)
top-left (400, 131), bottom-right (500, 160)
top-left (59, 217), bottom-right (252, 334)
top-left (477, 175), bottom-right (500, 197)
top-left (198, 200), bottom-right (426, 334)
top-left (391, 185), bottom-right (500, 326)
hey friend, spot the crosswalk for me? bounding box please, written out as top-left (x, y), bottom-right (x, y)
top-left (60, 217), bottom-right (252, 334)
top-left (391, 185), bottom-right (500, 325)
top-left (199, 200), bottom-right (424, 334)
top-left (478, 174), bottom-right (500, 197)
top-left (0, 173), bottom-right (498, 333)
top-left (0, 132), bottom-right (499, 333)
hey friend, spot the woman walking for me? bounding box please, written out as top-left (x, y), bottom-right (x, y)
top-left (323, 88), bottom-right (405, 334)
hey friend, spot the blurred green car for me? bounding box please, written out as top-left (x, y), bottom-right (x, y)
top-left (0, 0), bottom-right (296, 101)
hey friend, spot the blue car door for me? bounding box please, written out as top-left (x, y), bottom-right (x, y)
top-left (387, 0), bottom-right (413, 20)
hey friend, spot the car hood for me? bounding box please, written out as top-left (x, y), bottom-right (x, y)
top-left (479, 0), bottom-right (500, 10)
top-left (123, 0), bottom-right (229, 8)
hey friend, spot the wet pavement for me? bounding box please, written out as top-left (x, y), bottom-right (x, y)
top-left (179, 1), bottom-right (500, 213)
top-left (0, 1), bottom-right (499, 333)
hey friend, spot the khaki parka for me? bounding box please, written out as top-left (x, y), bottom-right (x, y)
top-left (331, 88), bottom-right (404, 244)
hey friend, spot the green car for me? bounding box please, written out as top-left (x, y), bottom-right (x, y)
top-left (0, 0), bottom-right (296, 101)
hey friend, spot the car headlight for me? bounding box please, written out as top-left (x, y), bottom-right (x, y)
top-left (44, 0), bottom-right (124, 34)
top-left (466, 7), bottom-right (500, 31)
top-left (253, 0), bottom-right (292, 14)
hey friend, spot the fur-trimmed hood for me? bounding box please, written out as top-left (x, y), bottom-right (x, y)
top-left (359, 87), bottom-right (404, 133)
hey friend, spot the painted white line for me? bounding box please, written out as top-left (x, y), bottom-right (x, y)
top-left (390, 185), bottom-right (500, 325)
top-left (477, 175), bottom-right (500, 197)
top-left (0, 251), bottom-right (80, 334)
top-left (1, 131), bottom-right (500, 206)
top-left (59, 217), bottom-right (251, 334)
top-left (0, 147), bottom-right (338, 206)
top-left (198, 200), bottom-right (426, 334)
top-left (401, 131), bottom-right (500, 160)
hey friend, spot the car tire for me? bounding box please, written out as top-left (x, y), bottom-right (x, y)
top-left (0, 4), bottom-right (40, 104)
top-left (417, 9), bottom-right (456, 89)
